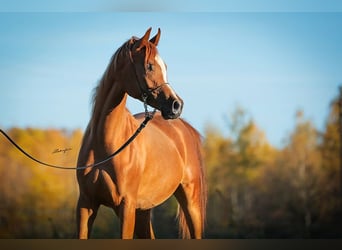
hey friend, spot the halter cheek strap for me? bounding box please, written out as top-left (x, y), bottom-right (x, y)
top-left (129, 50), bottom-right (169, 103)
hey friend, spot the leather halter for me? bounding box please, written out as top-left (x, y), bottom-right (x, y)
top-left (129, 48), bottom-right (169, 107)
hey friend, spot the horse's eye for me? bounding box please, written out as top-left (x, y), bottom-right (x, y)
top-left (147, 63), bottom-right (154, 72)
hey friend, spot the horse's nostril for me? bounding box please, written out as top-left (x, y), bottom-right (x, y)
top-left (172, 100), bottom-right (181, 114)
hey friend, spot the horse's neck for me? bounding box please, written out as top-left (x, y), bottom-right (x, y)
top-left (92, 85), bottom-right (136, 149)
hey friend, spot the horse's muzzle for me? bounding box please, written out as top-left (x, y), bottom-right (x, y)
top-left (161, 98), bottom-right (183, 120)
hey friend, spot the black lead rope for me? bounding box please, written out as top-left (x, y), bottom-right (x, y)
top-left (0, 110), bottom-right (156, 170)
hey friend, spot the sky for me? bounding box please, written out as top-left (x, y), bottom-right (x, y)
top-left (1, 0), bottom-right (342, 12)
top-left (1, 9), bottom-right (342, 148)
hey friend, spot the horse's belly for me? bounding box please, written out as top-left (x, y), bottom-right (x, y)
top-left (136, 186), bottom-right (178, 209)
top-left (134, 119), bottom-right (186, 209)
top-left (136, 169), bottom-right (182, 209)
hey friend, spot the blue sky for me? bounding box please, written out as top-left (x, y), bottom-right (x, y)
top-left (1, 0), bottom-right (342, 12)
top-left (1, 12), bottom-right (342, 148)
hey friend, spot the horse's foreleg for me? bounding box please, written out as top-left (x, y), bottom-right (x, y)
top-left (119, 198), bottom-right (136, 239)
top-left (76, 197), bottom-right (99, 239)
top-left (134, 209), bottom-right (155, 239)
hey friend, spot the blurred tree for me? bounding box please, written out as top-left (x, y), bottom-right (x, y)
top-left (204, 107), bottom-right (276, 238)
top-left (0, 128), bottom-right (80, 238)
top-left (318, 95), bottom-right (342, 237)
top-left (281, 110), bottom-right (321, 237)
top-left (2, 90), bottom-right (342, 238)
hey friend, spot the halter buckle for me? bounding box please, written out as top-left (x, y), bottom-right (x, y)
top-left (142, 92), bottom-right (156, 120)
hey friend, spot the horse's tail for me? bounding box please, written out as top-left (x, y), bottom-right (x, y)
top-left (177, 125), bottom-right (207, 239)
top-left (178, 205), bottom-right (190, 239)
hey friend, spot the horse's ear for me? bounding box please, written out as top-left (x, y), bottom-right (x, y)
top-left (149, 28), bottom-right (161, 46)
top-left (135, 27), bottom-right (152, 52)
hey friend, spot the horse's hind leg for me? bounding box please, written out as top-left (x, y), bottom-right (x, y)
top-left (134, 209), bottom-right (155, 239)
top-left (174, 183), bottom-right (203, 239)
top-left (76, 196), bottom-right (99, 239)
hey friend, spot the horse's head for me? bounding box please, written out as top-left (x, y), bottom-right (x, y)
top-left (126, 28), bottom-right (183, 120)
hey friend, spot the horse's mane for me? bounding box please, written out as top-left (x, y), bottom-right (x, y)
top-left (90, 39), bottom-right (132, 127)
top-left (90, 37), bottom-right (158, 127)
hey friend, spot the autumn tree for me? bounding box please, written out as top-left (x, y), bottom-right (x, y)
top-left (2, 90), bottom-right (342, 238)
top-left (204, 107), bottom-right (276, 237)
top-left (0, 128), bottom-right (81, 238)
top-left (318, 95), bottom-right (342, 236)
top-left (278, 111), bottom-right (322, 237)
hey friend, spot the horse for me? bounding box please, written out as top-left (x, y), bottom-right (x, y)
top-left (76, 28), bottom-right (207, 239)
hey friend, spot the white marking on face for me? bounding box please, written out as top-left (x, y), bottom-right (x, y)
top-left (155, 53), bottom-right (168, 83)
top-left (165, 83), bottom-right (177, 98)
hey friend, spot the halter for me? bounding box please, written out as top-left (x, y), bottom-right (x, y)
top-left (129, 49), bottom-right (170, 112)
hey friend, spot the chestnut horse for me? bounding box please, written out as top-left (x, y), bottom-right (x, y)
top-left (76, 28), bottom-right (206, 239)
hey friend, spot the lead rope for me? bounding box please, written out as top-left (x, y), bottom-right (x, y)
top-left (0, 99), bottom-right (156, 170)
